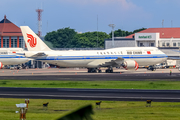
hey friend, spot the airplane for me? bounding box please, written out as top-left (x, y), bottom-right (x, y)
top-left (20, 26), bottom-right (168, 73)
top-left (0, 49), bottom-right (29, 69)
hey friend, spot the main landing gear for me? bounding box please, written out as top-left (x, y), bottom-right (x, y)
top-left (88, 68), bottom-right (102, 73)
top-left (105, 67), bottom-right (113, 73)
top-left (87, 67), bottom-right (114, 73)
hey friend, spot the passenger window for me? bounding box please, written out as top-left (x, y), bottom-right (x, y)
top-left (111, 52), bottom-right (113, 54)
top-left (100, 52), bottom-right (103, 55)
top-left (97, 52), bottom-right (99, 54)
top-left (114, 52), bottom-right (116, 54)
top-left (107, 52), bottom-right (109, 54)
top-left (104, 52), bottom-right (106, 54)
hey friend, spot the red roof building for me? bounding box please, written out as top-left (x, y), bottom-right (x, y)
top-left (126, 28), bottom-right (180, 39)
top-left (0, 15), bottom-right (24, 48)
top-left (125, 28), bottom-right (180, 47)
top-left (105, 27), bottom-right (180, 49)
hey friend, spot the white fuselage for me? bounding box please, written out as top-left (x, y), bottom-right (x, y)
top-left (0, 54), bottom-right (29, 65)
top-left (28, 47), bottom-right (167, 68)
top-left (0, 48), bottom-right (30, 66)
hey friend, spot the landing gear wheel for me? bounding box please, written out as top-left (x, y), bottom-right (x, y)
top-left (88, 68), bottom-right (99, 73)
top-left (105, 69), bottom-right (110, 73)
top-left (151, 67), bottom-right (156, 71)
top-left (105, 69), bottom-right (113, 73)
top-left (88, 68), bottom-right (93, 73)
top-left (93, 69), bottom-right (97, 73)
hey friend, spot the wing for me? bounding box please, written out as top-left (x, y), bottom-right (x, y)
top-left (171, 50), bottom-right (180, 52)
top-left (168, 57), bottom-right (180, 60)
top-left (30, 52), bottom-right (47, 58)
top-left (25, 52), bottom-right (47, 58)
top-left (87, 57), bottom-right (124, 67)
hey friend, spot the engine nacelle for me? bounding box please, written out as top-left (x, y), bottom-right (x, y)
top-left (123, 60), bottom-right (139, 70)
top-left (0, 62), bottom-right (3, 69)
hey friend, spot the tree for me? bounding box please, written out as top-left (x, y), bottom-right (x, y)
top-left (44, 27), bottom-right (145, 48)
top-left (73, 32), bottom-right (110, 48)
top-left (133, 28), bottom-right (146, 33)
top-left (44, 40), bottom-right (53, 49)
top-left (109, 28), bottom-right (146, 37)
top-left (45, 28), bottom-right (109, 48)
top-left (44, 27), bottom-right (77, 48)
top-left (109, 29), bottom-right (133, 38)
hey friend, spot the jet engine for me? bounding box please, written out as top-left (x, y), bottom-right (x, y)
top-left (123, 60), bottom-right (139, 70)
top-left (0, 62), bottom-right (3, 69)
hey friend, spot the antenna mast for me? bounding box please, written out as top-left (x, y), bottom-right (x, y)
top-left (36, 9), bottom-right (43, 37)
top-left (97, 15), bottom-right (98, 47)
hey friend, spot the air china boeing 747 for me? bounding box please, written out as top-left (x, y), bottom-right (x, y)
top-left (20, 26), bottom-right (167, 73)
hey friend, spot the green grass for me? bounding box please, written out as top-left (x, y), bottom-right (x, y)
top-left (1, 98), bottom-right (180, 120)
top-left (0, 80), bottom-right (180, 90)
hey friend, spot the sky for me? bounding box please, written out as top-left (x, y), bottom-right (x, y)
top-left (1, 0), bottom-right (180, 36)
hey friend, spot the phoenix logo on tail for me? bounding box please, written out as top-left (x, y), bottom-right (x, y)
top-left (27, 34), bottom-right (37, 48)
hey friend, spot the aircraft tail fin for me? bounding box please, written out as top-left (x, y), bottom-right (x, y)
top-left (20, 26), bottom-right (52, 51)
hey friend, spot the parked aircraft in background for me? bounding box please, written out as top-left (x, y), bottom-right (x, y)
top-left (0, 48), bottom-right (29, 69)
top-left (20, 26), bottom-right (167, 73)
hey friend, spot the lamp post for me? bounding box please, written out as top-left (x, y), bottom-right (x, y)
top-left (108, 24), bottom-right (115, 48)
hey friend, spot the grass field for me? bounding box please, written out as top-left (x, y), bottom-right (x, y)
top-left (1, 98), bottom-right (180, 120)
top-left (1, 80), bottom-right (180, 120)
top-left (0, 80), bottom-right (180, 89)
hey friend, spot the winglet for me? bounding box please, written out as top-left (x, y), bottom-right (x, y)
top-left (20, 26), bottom-right (52, 51)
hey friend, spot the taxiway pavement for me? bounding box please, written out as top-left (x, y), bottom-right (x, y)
top-left (0, 68), bottom-right (180, 102)
top-left (0, 68), bottom-right (180, 80)
top-left (1, 87), bottom-right (180, 102)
